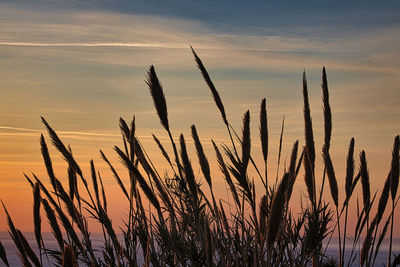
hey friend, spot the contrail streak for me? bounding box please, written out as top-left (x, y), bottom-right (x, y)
top-left (0, 126), bottom-right (230, 143)
top-left (0, 42), bottom-right (188, 48)
top-left (0, 126), bottom-right (120, 137)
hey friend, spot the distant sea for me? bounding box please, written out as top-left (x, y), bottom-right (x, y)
top-left (323, 237), bottom-right (400, 266)
top-left (1, 232), bottom-right (399, 266)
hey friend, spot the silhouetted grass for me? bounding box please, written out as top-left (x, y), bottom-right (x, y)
top-left (1, 48), bottom-right (399, 267)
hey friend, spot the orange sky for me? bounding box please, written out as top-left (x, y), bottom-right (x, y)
top-left (0, 1), bottom-right (399, 237)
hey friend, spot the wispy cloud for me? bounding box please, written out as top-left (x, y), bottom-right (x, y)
top-left (0, 125), bottom-right (118, 136)
top-left (0, 126), bottom-right (230, 144)
top-left (1, 3), bottom-right (399, 73)
top-left (0, 3), bottom-right (398, 154)
top-left (0, 42), bottom-right (188, 49)
top-left (0, 125), bottom-right (121, 142)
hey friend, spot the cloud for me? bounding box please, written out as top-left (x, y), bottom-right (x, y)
top-left (0, 2), bottom-right (398, 75)
top-left (0, 42), bottom-right (189, 49)
top-left (0, 3), bottom-right (399, 150)
top-left (0, 125), bottom-right (232, 144)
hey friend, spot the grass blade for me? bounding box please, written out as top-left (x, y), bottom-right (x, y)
top-left (41, 117), bottom-right (82, 177)
top-left (0, 241), bottom-right (9, 267)
top-left (302, 71), bottom-right (316, 205)
top-left (100, 150), bottom-right (129, 200)
top-left (33, 183), bottom-right (42, 257)
top-left (1, 201), bottom-right (30, 266)
top-left (62, 244), bottom-right (77, 267)
top-left (241, 110), bottom-right (251, 175)
top-left (90, 160), bottom-right (100, 208)
top-left (17, 230), bottom-right (40, 267)
top-left (191, 125), bottom-right (212, 189)
top-left (302, 71), bottom-right (315, 171)
top-left (276, 116), bottom-right (284, 184)
top-left (260, 98), bottom-right (268, 187)
top-left (345, 138), bottom-right (355, 201)
top-left (115, 146), bottom-right (161, 212)
top-left (390, 135), bottom-right (399, 201)
top-left (42, 199), bottom-right (64, 250)
top-left (266, 173), bottom-right (290, 251)
top-left (287, 140), bottom-right (299, 203)
top-left (146, 65), bottom-right (169, 131)
top-left (322, 67), bottom-right (332, 151)
top-left (191, 47), bottom-right (227, 126)
top-left (152, 134), bottom-right (173, 170)
top-left (360, 151), bottom-right (371, 211)
top-left (180, 134), bottom-right (198, 203)
top-left (322, 145), bottom-right (338, 207)
top-left (212, 140), bottom-right (241, 209)
top-left (40, 134), bottom-right (57, 191)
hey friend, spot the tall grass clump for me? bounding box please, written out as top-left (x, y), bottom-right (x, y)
top-left (1, 48), bottom-right (399, 267)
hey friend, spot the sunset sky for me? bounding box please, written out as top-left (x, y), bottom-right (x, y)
top-left (0, 0), bottom-right (399, 235)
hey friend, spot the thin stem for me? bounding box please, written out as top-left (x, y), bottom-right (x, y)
top-left (366, 216), bottom-right (370, 267)
top-left (264, 161), bottom-right (269, 199)
top-left (343, 203), bottom-right (349, 267)
top-left (226, 123), bottom-right (239, 161)
top-left (388, 199), bottom-right (395, 267)
top-left (336, 208), bottom-right (342, 267)
top-left (167, 129), bottom-right (183, 179)
top-left (229, 124), bottom-right (265, 187)
top-left (317, 167), bottom-right (327, 211)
